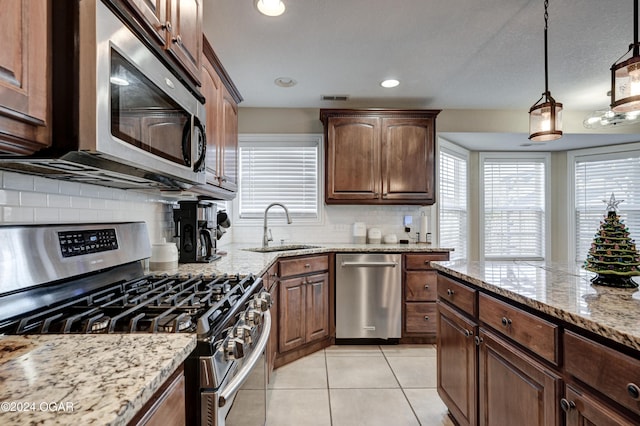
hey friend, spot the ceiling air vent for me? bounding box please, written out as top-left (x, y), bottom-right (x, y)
top-left (321, 95), bottom-right (350, 101)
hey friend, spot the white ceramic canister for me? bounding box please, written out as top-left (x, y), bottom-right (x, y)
top-left (352, 222), bottom-right (367, 244)
top-left (367, 228), bottom-right (382, 244)
top-left (150, 238), bottom-right (179, 272)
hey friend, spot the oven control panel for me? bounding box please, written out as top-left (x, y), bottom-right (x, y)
top-left (58, 228), bottom-right (118, 258)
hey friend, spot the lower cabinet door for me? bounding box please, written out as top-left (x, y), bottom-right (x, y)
top-left (278, 277), bottom-right (306, 353)
top-left (478, 329), bottom-right (561, 426)
top-left (305, 272), bottom-right (329, 343)
top-left (437, 302), bottom-right (477, 426)
top-left (563, 384), bottom-right (640, 426)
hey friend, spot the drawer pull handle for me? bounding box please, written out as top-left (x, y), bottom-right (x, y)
top-left (463, 329), bottom-right (472, 337)
top-left (424, 284), bottom-right (430, 289)
top-left (424, 316), bottom-right (430, 321)
top-left (447, 289), bottom-right (455, 296)
top-left (424, 260), bottom-right (430, 264)
top-left (501, 317), bottom-right (512, 327)
top-left (474, 336), bottom-right (483, 346)
top-left (627, 383), bottom-right (640, 400)
top-left (304, 263), bottom-right (311, 268)
top-left (560, 398), bottom-right (575, 412)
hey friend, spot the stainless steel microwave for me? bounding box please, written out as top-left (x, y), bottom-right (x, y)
top-left (0, 0), bottom-right (206, 190)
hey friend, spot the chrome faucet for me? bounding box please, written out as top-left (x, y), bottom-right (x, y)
top-left (263, 203), bottom-right (292, 248)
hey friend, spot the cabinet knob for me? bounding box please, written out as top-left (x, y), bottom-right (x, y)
top-left (304, 263), bottom-right (311, 268)
top-left (627, 383), bottom-right (640, 400)
top-left (424, 316), bottom-right (430, 321)
top-left (162, 21), bottom-right (173, 32)
top-left (501, 317), bottom-right (512, 327)
top-left (424, 284), bottom-right (430, 289)
top-left (447, 289), bottom-right (455, 296)
top-left (560, 398), bottom-right (575, 412)
top-left (474, 335), bottom-right (483, 346)
top-left (463, 329), bottom-right (472, 337)
top-left (173, 34), bottom-right (182, 44)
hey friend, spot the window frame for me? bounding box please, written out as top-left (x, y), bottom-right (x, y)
top-left (479, 152), bottom-right (551, 261)
top-left (234, 133), bottom-right (324, 227)
top-left (437, 138), bottom-right (469, 260)
top-left (567, 141), bottom-right (640, 263)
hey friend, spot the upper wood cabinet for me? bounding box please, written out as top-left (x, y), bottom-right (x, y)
top-left (122, 0), bottom-right (202, 84)
top-left (0, 0), bottom-right (51, 155)
top-left (192, 37), bottom-right (242, 200)
top-left (320, 109), bottom-right (440, 205)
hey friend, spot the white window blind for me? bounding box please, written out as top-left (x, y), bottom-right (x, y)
top-left (239, 137), bottom-right (320, 220)
top-left (483, 158), bottom-right (546, 260)
top-left (574, 154), bottom-right (640, 262)
top-left (439, 147), bottom-right (468, 260)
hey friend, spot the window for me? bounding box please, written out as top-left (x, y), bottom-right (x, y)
top-left (573, 148), bottom-right (640, 262)
top-left (481, 154), bottom-right (549, 260)
top-left (439, 141), bottom-right (468, 260)
top-left (238, 134), bottom-right (321, 221)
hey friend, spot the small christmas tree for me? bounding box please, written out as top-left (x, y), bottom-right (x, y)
top-left (584, 193), bottom-right (640, 288)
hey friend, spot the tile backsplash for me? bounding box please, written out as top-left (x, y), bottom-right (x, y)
top-left (0, 171), bottom-right (175, 244)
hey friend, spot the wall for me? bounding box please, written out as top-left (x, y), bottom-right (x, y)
top-left (0, 171), bottom-right (175, 244)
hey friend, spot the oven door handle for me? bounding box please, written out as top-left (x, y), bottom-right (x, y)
top-left (218, 310), bottom-right (271, 407)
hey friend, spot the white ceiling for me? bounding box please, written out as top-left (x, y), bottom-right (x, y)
top-left (203, 0), bottom-right (640, 150)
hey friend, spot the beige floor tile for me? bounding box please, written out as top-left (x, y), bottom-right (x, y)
top-left (266, 389), bottom-right (331, 426)
top-left (330, 388), bottom-right (419, 426)
top-left (325, 344), bottom-right (383, 356)
top-left (268, 354), bottom-right (328, 389)
top-left (226, 390), bottom-right (267, 426)
top-left (404, 388), bottom-right (456, 426)
top-left (326, 356), bottom-right (399, 388)
top-left (387, 356), bottom-right (437, 388)
top-left (381, 344), bottom-right (437, 357)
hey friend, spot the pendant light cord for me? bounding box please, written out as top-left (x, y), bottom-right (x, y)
top-left (544, 0), bottom-right (550, 97)
top-left (634, 0), bottom-right (639, 56)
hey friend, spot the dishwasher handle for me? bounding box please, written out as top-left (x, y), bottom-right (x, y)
top-left (340, 261), bottom-right (398, 268)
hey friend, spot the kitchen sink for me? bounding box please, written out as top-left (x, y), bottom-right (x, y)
top-left (243, 244), bottom-right (321, 253)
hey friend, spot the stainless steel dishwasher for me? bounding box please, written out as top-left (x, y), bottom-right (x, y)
top-left (336, 253), bottom-right (402, 339)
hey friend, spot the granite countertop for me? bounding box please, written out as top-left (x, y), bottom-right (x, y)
top-left (0, 334), bottom-right (196, 426)
top-left (159, 242), bottom-right (454, 278)
top-left (431, 260), bottom-right (640, 351)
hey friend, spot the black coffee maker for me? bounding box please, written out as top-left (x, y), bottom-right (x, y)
top-left (173, 200), bottom-right (220, 263)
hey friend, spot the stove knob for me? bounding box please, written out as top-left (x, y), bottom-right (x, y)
top-left (249, 297), bottom-right (267, 312)
top-left (234, 323), bottom-right (253, 344)
top-left (259, 291), bottom-right (272, 307)
top-left (223, 336), bottom-right (244, 360)
top-left (243, 309), bottom-right (263, 327)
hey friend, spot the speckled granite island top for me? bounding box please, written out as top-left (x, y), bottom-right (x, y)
top-left (165, 242), bottom-right (453, 278)
top-left (431, 260), bottom-right (640, 352)
top-left (0, 334), bottom-right (196, 426)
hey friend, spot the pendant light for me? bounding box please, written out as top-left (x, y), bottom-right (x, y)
top-left (529, 0), bottom-right (563, 142)
top-left (256, 0), bottom-right (285, 17)
top-left (611, 0), bottom-right (640, 112)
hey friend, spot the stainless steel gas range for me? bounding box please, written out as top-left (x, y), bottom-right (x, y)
top-left (0, 222), bottom-right (270, 426)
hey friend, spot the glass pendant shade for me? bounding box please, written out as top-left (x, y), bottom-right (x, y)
top-left (256, 0), bottom-right (285, 16)
top-left (611, 54), bottom-right (640, 112)
top-left (529, 98), bottom-right (563, 141)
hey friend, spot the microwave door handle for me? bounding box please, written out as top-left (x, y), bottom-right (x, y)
top-left (218, 310), bottom-right (271, 408)
top-left (181, 117), bottom-right (192, 168)
top-left (192, 116), bottom-right (206, 172)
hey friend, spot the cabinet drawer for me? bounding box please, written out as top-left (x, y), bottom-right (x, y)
top-left (564, 331), bottom-right (640, 417)
top-left (437, 274), bottom-right (477, 317)
top-left (279, 255), bottom-right (329, 278)
top-left (479, 293), bottom-right (558, 365)
top-left (405, 302), bottom-right (437, 334)
top-left (405, 270), bottom-right (437, 301)
top-left (405, 253), bottom-right (450, 270)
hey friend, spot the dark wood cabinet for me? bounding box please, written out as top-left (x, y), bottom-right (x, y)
top-left (192, 37), bottom-right (241, 200)
top-left (437, 302), bottom-right (478, 426)
top-left (0, 0), bottom-right (51, 155)
top-left (129, 366), bottom-right (186, 426)
top-left (277, 255), bottom-right (330, 360)
top-left (402, 252), bottom-right (449, 341)
top-left (563, 384), bottom-right (639, 426)
top-left (123, 0), bottom-right (201, 84)
top-left (320, 109), bottom-right (440, 205)
top-left (478, 329), bottom-right (561, 426)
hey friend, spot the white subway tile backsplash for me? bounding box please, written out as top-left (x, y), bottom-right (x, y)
top-left (34, 176), bottom-right (60, 194)
top-left (90, 198), bottom-right (107, 210)
top-left (3, 172), bottom-right (34, 191)
top-left (34, 208), bottom-right (60, 222)
top-left (3, 206), bottom-right (35, 223)
top-left (59, 181), bottom-right (81, 196)
top-left (0, 190), bottom-right (20, 205)
top-left (47, 194), bottom-right (71, 208)
top-left (59, 209), bottom-right (81, 222)
top-left (70, 196), bottom-right (91, 209)
top-left (20, 192), bottom-right (48, 207)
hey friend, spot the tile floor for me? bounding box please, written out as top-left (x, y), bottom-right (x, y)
top-left (266, 344), bottom-right (455, 426)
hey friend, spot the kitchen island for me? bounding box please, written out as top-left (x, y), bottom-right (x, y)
top-left (431, 260), bottom-right (640, 425)
top-left (0, 334), bottom-right (195, 426)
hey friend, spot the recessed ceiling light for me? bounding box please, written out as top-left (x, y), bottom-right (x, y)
top-left (380, 79), bottom-right (400, 88)
top-left (256, 0), bottom-right (285, 17)
top-left (274, 77), bottom-right (296, 87)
